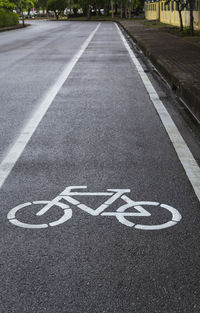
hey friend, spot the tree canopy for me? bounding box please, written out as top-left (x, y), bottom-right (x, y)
top-left (46, 0), bottom-right (66, 18)
top-left (0, 0), bottom-right (144, 21)
top-left (0, 0), bottom-right (16, 10)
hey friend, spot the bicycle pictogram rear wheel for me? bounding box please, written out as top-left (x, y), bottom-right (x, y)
top-left (7, 201), bottom-right (72, 229)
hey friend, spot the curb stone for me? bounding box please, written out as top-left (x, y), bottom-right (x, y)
top-left (117, 20), bottom-right (200, 124)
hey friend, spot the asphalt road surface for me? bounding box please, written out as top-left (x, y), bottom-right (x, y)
top-left (0, 20), bottom-right (200, 313)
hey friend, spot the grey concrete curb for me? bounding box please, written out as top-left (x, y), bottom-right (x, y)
top-left (117, 21), bottom-right (200, 124)
top-left (0, 24), bottom-right (29, 32)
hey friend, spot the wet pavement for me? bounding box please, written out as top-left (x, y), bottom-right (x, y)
top-left (0, 20), bottom-right (200, 313)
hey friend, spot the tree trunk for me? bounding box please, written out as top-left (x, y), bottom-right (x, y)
top-left (189, 0), bottom-right (194, 35)
top-left (20, 0), bottom-right (25, 26)
top-left (104, 4), bottom-right (106, 15)
top-left (54, 11), bottom-right (58, 19)
top-left (125, 4), bottom-right (128, 18)
top-left (96, 1), bottom-right (99, 16)
top-left (115, 2), bottom-right (118, 15)
top-left (120, 2), bottom-right (123, 18)
top-left (128, 6), bottom-right (131, 19)
top-left (87, 6), bottom-right (91, 19)
top-left (111, 0), bottom-right (114, 18)
top-left (178, 8), bottom-right (183, 31)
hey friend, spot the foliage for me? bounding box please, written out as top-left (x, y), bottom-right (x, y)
top-left (0, 0), bottom-right (36, 11)
top-left (14, 0), bottom-right (35, 11)
top-left (47, 0), bottom-right (66, 18)
top-left (0, 0), bottom-right (145, 20)
top-left (35, 0), bottom-right (48, 12)
top-left (0, 0), bottom-right (16, 10)
top-left (0, 8), bottom-right (18, 26)
top-left (62, 0), bottom-right (144, 19)
top-left (24, 0), bottom-right (35, 10)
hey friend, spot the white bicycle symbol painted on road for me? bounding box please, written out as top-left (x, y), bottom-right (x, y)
top-left (7, 186), bottom-right (182, 230)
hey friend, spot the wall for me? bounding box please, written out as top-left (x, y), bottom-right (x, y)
top-left (145, 0), bottom-right (200, 30)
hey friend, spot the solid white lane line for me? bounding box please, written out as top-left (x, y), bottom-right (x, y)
top-left (115, 23), bottom-right (200, 202)
top-left (0, 23), bottom-right (101, 189)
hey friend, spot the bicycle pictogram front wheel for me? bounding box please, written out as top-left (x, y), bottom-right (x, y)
top-left (116, 201), bottom-right (182, 230)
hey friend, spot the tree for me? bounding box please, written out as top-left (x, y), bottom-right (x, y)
top-left (166, 0), bottom-right (188, 31)
top-left (0, 0), bottom-right (16, 10)
top-left (25, 0), bottom-right (35, 17)
top-left (0, 0), bottom-right (25, 26)
top-left (35, 0), bottom-right (48, 15)
top-left (119, 0), bottom-right (140, 19)
top-left (166, 0), bottom-right (194, 34)
top-left (62, 0), bottom-right (144, 19)
top-left (47, 0), bottom-right (66, 18)
top-left (188, 0), bottom-right (194, 35)
top-left (13, 0), bottom-right (35, 25)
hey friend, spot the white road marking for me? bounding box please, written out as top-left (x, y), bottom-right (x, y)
top-left (115, 23), bottom-right (200, 203)
top-left (0, 23), bottom-right (101, 189)
top-left (103, 200), bottom-right (181, 229)
top-left (8, 200), bottom-right (72, 229)
top-left (7, 186), bottom-right (182, 230)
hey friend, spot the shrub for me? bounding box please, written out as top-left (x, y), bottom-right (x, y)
top-left (0, 8), bottom-right (19, 27)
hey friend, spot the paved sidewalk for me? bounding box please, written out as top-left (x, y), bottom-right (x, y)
top-left (118, 19), bottom-right (200, 122)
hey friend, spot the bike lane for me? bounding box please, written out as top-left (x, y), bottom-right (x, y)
top-left (0, 22), bottom-right (200, 313)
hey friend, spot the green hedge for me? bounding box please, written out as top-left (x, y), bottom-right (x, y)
top-left (0, 8), bottom-right (19, 28)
